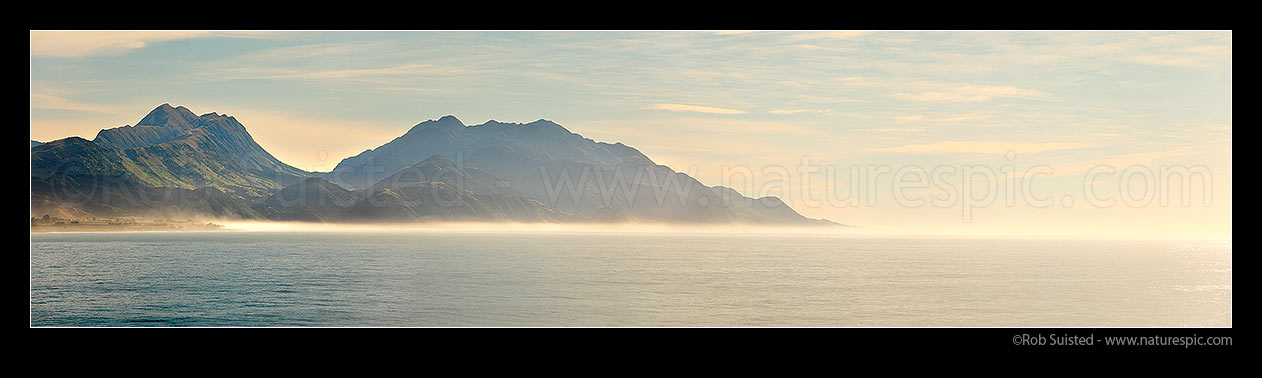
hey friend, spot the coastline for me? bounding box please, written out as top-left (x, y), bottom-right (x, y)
top-left (30, 223), bottom-right (226, 234)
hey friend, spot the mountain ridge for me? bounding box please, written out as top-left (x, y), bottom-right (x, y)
top-left (34, 104), bottom-right (309, 200)
top-left (31, 104), bottom-right (843, 227)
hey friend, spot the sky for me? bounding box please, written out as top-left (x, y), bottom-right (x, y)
top-left (29, 30), bottom-right (1232, 237)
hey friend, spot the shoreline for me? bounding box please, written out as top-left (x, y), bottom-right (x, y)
top-left (30, 224), bottom-right (226, 234)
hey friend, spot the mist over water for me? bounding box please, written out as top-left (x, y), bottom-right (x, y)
top-left (30, 230), bottom-right (1231, 326)
top-left (215, 220), bottom-right (867, 236)
top-left (212, 220), bottom-right (1229, 240)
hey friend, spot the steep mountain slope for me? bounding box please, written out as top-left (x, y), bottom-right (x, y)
top-left (252, 177), bottom-right (358, 222)
top-left (93, 104), bottom-right (201, 149)
top-left (30, 104), bottom-right (311, 219)
top-left (325, 116), bottom-right (836, 225)
top-left (327, 116), bottom-right (651, 190)
top-left (30, 137), bottom-right (131, 179)
top-left (341, 155), bottom-right (569, 223)
top-left (32, 104), bottom-right (309, 200)
top-left (31, 173), bottom-right (262, 219)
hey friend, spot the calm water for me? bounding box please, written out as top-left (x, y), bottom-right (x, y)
top-left (30, 231), bottom-right (1232, 327)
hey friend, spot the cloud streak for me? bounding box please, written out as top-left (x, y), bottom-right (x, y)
top-left (857, 128), bottom-right (927, 133)
top-left (30, 93), bottom-right (126, 114)
top-left (894, 113), bottom-right (989, 123)
top-left (770, 109), bottom-right (832, 115)
top-left (874, 141), bottom-right (1093, 154)
top-left (893, 85), bottom-right (1052, 102)
top-left (219, 63), bottom-right (464, 81)
top-left (30, 31), bottom-right (274, 58)
top-left (786, 31), bottom-right (873, 40)
top-left (646, 103), bottom-right (747, 115)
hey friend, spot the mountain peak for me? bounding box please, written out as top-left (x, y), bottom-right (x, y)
top-left (50, 136), bottom-right (94, 146)
top-left (527, 118), bottom-right (572, 135)
top-left (136, 103), bottom-right (199, 128)
top-left (416, 154), bottom-right (455, 168)
top-left (300, 177), bottom-right (339, 187)
top-left (406, 115), bottom-right (465, 134)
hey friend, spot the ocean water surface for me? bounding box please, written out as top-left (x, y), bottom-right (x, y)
top-left (29, 231), bottom-right (1231, 326)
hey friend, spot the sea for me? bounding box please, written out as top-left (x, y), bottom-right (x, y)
top-left (30, 231), bottom-right (1232, 327)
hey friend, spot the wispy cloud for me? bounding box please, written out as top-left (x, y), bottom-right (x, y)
top-left (1124, 54), bottom-right (1202, 68)
top-left (893, 85), bottom-right (1052, 102)
top-left (221, 63), bottom-right (462, 81)
top-left (935, 114), bottom-right (990, 122)
top-left (683, 118), bottom-right (822, 135)
top-left (581, 118), bottom-right (823, 142)
top-left (231, 41), bottom-right (392, 61)
top-left (646, 103), bottom-right (747, 115)
top-left (793, 95), bottom-right (868, 104)
top-left (376, 86), bottom-right (439, 93)
top-left (857, 128), bottom-right (927, 133)
top-left (30, 31), bottom-right (274, 58)
top-left (30, 93), bottom-right (126, 114)
top-left (836, 77), bottom-right (889, 87)
top-left (874, 141), bottom-right (1093, 154)
top-left (787, 31), bottom-right (873, 40)
top-left (770, 109), bottom-right (832, 115)
top-left (894, 113), bottom-right (989, 122)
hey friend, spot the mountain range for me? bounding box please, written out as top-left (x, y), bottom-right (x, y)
top-left (31, 104), bottom-right (840, 226)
